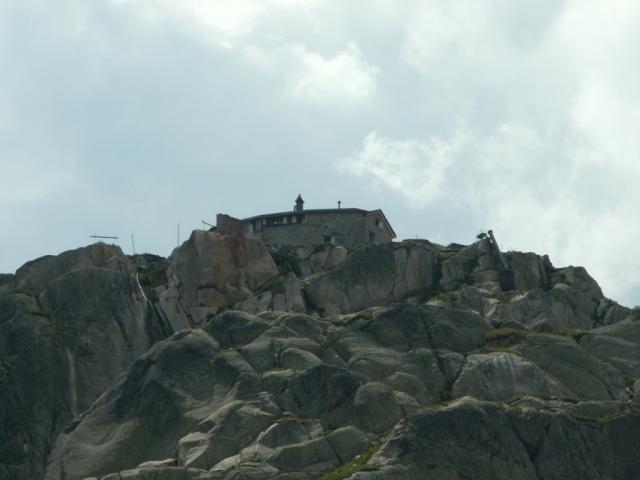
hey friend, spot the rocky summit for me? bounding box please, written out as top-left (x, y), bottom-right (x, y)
top-left (1, 231), bottom-right (640, 480)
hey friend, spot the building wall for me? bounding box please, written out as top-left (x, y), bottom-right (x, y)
top-left (364, 213), bottom-right (395, 244)
top-left (243, 210), bottom-right (394, 247)
top-left (216, 214), bottom-right (245, 235)
top-left (255, 211), bottom-right (366, 247)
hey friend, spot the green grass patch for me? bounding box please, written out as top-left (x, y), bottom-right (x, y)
top-left (624, 376), bottom-right (636, 389)
top-left (552, 328), bottom-right (586, 341)
top-left (320, 445), bottom-right (380, 480)
top-left (598, 412), bottom-right (628, 425)
top-left (275, 413), bottom-right (302, 424)
top-left (255, 275), bottom-right (288, 295)
top-left (497, 293), bottom-right (519, 304)
top-left (6, 288), bottom-right (37, 297)
top-left (484, 346), bottom-right (521, 356)
top-left (471, 327), bottom-right (527, 355)
top-left (138, 266), bottom-right (168, 303)
top-left (146, 266), bottom-right (168, 286)
top-left (355, 310), bottom-right (375, 321)
top-left (143, 286), bottom-right (158, 303)
top-left (429, 291), bottom-right (458, 303)
top-left (469, 345), bottom-right (522, 357)
top-left (484, 327), bottom-right (524, 341)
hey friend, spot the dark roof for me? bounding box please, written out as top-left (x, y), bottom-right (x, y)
top-left (242, 208), bottom-right (365, 221)
top-left (242, 208), bottom-right (396, 238)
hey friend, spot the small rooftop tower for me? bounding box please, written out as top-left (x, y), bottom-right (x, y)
top-left (294, 194), bottom-right (305, 212)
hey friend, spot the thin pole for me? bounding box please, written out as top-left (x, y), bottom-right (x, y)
top-left (131, 234), bottom-right (136, 255)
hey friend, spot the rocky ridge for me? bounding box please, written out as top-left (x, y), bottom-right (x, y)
top-left (0, 231), bottom-right (639, 479)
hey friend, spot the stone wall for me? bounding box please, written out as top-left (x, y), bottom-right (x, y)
top-left (260, 211), bottom-right (368, 247)
top-left (216, 214), bottom-right (245, 235)
top-left (364, 213), bottom-right (394, 244)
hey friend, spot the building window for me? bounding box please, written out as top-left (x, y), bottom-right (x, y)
top-left (266, 216), bottom-right (286, 226)
top-left (369, 231), bottom-right (376, 242)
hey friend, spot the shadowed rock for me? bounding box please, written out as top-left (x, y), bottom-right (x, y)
top-left (304, 242), bottom-right (438, 315)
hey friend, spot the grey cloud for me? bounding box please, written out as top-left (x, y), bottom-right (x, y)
top-left (1, 1), bottom-right (638, 308)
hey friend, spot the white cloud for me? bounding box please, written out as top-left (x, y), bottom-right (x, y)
top-left (114, 0), bottom-right (264, 40)
top-left (113, 0), bottom-right (319, 46)
top-left (339, 129), bottom-right (465, 206)
top-left (331, 1), bottom-right (640, 306)
top-left (2, 0), bottom-right (639, 307)
top-left (341, 119), bottom-right (640, 305)
top-left (114, 0), bottom-right (378, 106)
top-left (241, 42), bottom-right (379, 105)
top-left (288, 44), bottom-right (378, 105)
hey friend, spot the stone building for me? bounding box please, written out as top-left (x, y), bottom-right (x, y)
top-left (216, 195), bottom-right (396, 248)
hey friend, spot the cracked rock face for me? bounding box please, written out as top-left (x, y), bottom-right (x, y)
top-left (0, 246), bottom-right (169, 480)
top-left (159, 231), bottom-right (279, 330)
top-left (42, 301), bottom-right (640, 480)
top-left (304, 242), bottom-right (439, 315)
top-left (2, 235), bottom-right (640, 480)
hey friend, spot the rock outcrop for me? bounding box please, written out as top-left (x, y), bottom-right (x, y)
top-left (0, 246), bottom-right (169, 480)
top-left (158, 230), bottom-right (279, 330)
top-left (14, 243), bottom-right (133, 292)
top-left (0, 274), bottom-right (14, 295)
top-left (364, 397), bottom-right (640, 479)
top-left (1, 232), bottom-right (639, 480)
top-left (43, 299), bottom-right (640, 479)
top-left (304, 241), bottom-right (439, 315)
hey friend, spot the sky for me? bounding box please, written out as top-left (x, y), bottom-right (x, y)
top-left (1, 0), bottom-right (639, 307)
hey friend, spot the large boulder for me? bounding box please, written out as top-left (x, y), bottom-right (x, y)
top-left (0, 293), bottom-right (70, 480)
top-left (580, 319), bottom-right (640, 376)
top-left (159, 231), bottom-right (279, 330)
top-left (45, 330), bottom-right (219, 480)
top-left (452, 352), bottom-right (572, 401)
top-left (233, 274), bottom-right (306, 314)
top-left (15, 243), bottom-right (133, 292)
top-left (495, 284), bottom-right (601, 331)
top-left (33, 301), bottom-right (640, 480)
top-left (40, 267), bottom-right (165, 414)
top-left (516, 334), bottom-right (628, 401)
top-left (269, 244), bottom-right (349, 278)
top-left (1, 260), bottom-right (165, 479)
top-left (366, 397), bottom-right (640, 480)
top-left (506, 251), bottom-right (553, 291)
top-left (304, 242), bottom-right (438, 315)
top-left (440, 240), bottom-right (555, 293)
top-left (440, 239), bottom-right (500, 290)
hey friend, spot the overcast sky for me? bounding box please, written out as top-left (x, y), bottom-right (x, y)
top-left (1, 1), bottom-right (638, 307)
